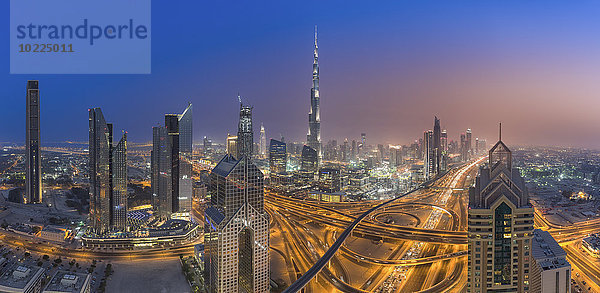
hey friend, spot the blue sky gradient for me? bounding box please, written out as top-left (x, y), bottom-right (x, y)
top-left (2, 1), bottom-right (600, 147)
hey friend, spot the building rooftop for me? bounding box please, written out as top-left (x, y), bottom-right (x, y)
top-left (43, 270), bottom-right (91, 293)
top-left (532, 229), bottom-right (570, 270)
top-left (212, 154), bottom-right (239, 177)
top-left (0, 262), bottom-right (43, 291)
top-left (41, 226), bottom-right (66, 234)
top-left (205, 206), bottom-right (225, 226)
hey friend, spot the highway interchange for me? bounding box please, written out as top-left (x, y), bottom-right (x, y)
top-left (269, 158), bottom-right (600, 292)
top-left (1, 150), bottom-right (600, 292)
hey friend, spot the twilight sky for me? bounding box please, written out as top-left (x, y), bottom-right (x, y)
top-left (1, 1), bottom-right (600, 148)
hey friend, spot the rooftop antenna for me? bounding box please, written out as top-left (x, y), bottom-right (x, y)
top-left (237, 93), bottom-right (242, 104)
top-left (499, 122), bottom-right (502, 141)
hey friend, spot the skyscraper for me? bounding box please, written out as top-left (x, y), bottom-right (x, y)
top-left (152, 126), bottom-right (170, 218)
top-left (259, 123), bottom-right (266, 158)
top-left (441, 129), bottom-right (448, 171)
top-left (269, 139), bottom-right (286, 174)
top-left (423, 130), bottom-right (434, 179)
top-left (204, 103), bottom-right (269, 293)
top-left (441, 129), bottom-right (448, 152)
top-left (460, 132), bottom-right (467, 160)
top-left (307, 26), bottom-right (322, 165)
top-left (466, 128), bottom-right (473, 159)
top-left (203, 136), bottom-right (213, 155)
top-left (467, 126), bottom-right (534, 292)
top-left (226, 134), bottom-right (238, 157)
top-left (112, 131), bottom-right (128, 230)
top-left (301, 145), bottom-right (318, 173)
top-left (88, 108), bottom-right (128, 234)
top-left (390, 145), bottom-right (402, 167)
top-left (424, 117), bottom-right (445, 180)
top-left (25, 80), bottom-right (42, 204)
top-left (237, 100), bottom-right (253, 160)
top-left (433, 117), bottom-right (442, 174)
top-left (150, 104), bottom-right (193, 220)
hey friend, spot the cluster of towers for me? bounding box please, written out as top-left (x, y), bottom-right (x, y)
top-left (423, 116), bottom-right (448, 180)
top-left (88, 104), bottom-right (193, 234)
top-left (151, 104), bottom-right (193, 220)
top-left (202, 26), bottom-right (325, 293)
top-left (88, 108), bottom-right (128, 234)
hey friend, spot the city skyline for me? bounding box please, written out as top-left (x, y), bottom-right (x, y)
top-left (2, 1), bottom-right (600, 148)
top-left (3, 2), bottom-right (600, 293)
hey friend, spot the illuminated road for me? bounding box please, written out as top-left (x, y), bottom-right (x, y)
top-left (267, 154), bottom-right (600, 292)
top-left (274, 158), bottom-right (484, 293)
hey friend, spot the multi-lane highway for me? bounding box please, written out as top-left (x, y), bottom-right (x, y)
top-left (270, 158), bottom-right (484, 292)
top-left (270, 156), bottom-right (600, 292)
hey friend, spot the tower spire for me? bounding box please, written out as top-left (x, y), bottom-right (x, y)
top-left (499, 122), bottom-right (502, 141)
top-left (308, 26), bottom-right (322, 165)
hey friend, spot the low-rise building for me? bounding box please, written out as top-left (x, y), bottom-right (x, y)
top-left (82, 219), bottom-right (200, 249)
top-left (38, 226), bottom-right (67, 243)
top-left (530, 229), bottom-right (571, 293)
top-left (0, 263), bottom-right (44, 293)
top-left (308, 191), bottom-right (345, 202)
top-left (42, 271), bottom-right (91, 293)
top-left (582, 234), bottom-right (600, 257)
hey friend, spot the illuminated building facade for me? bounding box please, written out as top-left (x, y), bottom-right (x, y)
top-left (318, 168), bottom-right (341, 193)
top-left (89, 108), bottom-right (128, 234)
top-left (424, 117), bottom-right (447, 180)
top-left (269, 139), bottom-right (286, 174)
top-left (424, 130), bottom-right (434, 179)
top-left (307, 26), bottom-right (322, 165)
top-left (466, 128), bottom-right (473, 159)
top-left (204, 102), bottom-right (269, 293)
top-left (226, 134), bottom-right (238, 156)
top-left (26, 80), bottom-right (42, 204)
top-left (203, 136), bottom-right (213, 155)
top-left (259, 123), bottom-right (266, 158)
top-left (237, 101), bottom-right (253, 159)
top-left (151, 104), bottom-right (193, 219)
top-left (467, 129), bottom-right (534, 293)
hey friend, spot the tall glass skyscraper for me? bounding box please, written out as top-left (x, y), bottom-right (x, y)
top-left (307, 26), bottom-right (322, 165)
top-left (204, 103), bottom-right (269, 293)
top-left (301, 145), bottom-right (318, 173)
top-left (152, 126), bottom-right (170, 218)
top-left (112, 132), bottom-right (128, 230)
top-left (467, 127), bottom-right (533, 292)
top-left (25, 80), bottom-right (42, 204)
top-left (424, 116), bottom-right (444, 180)
top-left (88, 108), bottom-right (127, 234)
top-left (151, 104), bottom-right (193, 220)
